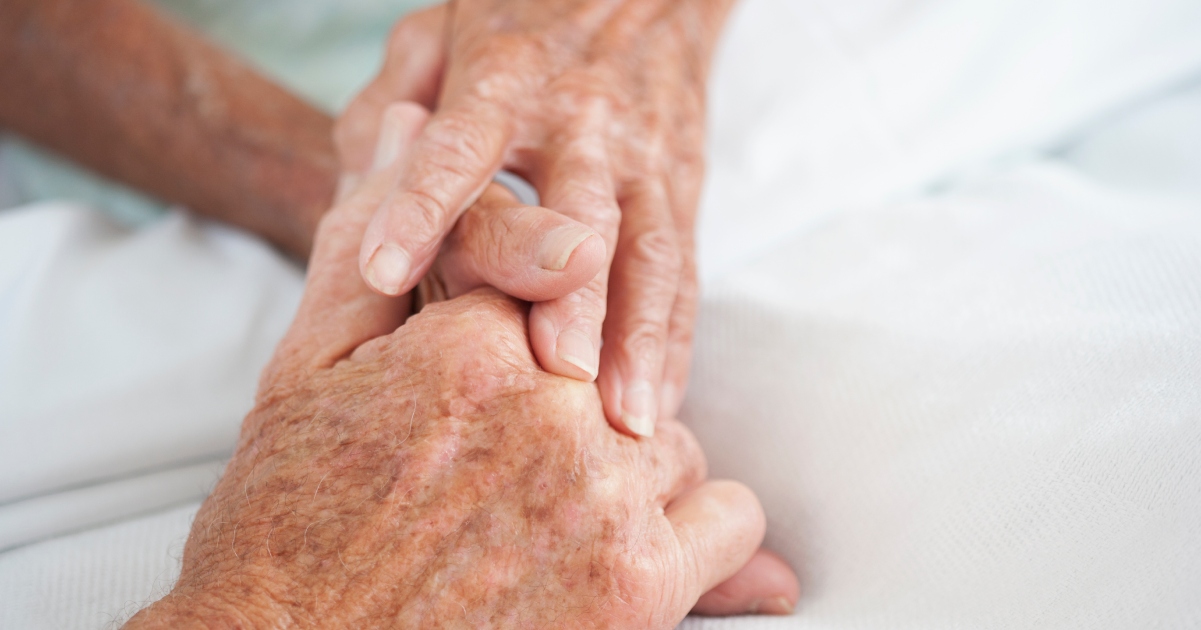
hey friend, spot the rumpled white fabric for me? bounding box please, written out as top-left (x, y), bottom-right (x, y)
top-left (2, 0), bottom-right (1201, 627)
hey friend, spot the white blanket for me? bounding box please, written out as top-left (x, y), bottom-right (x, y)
top-left (3, 0), bottom-right (1201, 627)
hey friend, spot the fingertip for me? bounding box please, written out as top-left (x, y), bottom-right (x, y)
top-left (444, 198), bottom-right (603, 303)
top-left (529, 304), bottom-right (600, 382)
top-left (621, 380), bottom-right (657, 437)
top-left (691, 549), bottom-right (800, 617)
top-left (598, 372), bottom-right (656, 438)
top-left (569, 232), bottom-right (606, 278)
top-left (352, 100), bottom-right (432, 296)
top-left (358, 100), bottom-right (508, 298)
top-left (540, 228), bottom-right (604, 272)
top-left (363, 243), bottom-right (412, 296)
top-left (555, 328), bottom-right (600, 380)
top-left (521, 227), bottom-right (604, 301)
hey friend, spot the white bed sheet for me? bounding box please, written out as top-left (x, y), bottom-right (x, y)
top-left (3, 0), bottom-right (1201, 627)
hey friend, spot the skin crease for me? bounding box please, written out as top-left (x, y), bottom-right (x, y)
top-left (0, 0), bottom-right (608, 321)
top-left (142, 292), bottom-right (752, 628)
top-left (122, 109), bottom-right (792, 627)
top-left (339, 0), bottom-right (736, 438)
top-left (0, 0), bottom-right (722, 433)
top-left (0, 1), bottom-right (801, 618)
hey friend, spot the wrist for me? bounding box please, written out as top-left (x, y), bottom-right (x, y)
top-left (124, 581), bottom-right (293, 630)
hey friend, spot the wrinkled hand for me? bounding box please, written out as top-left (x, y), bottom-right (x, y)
top-left (336, 0), bottom-right (735, 437)
top-left (338, 102), bottom-right (608, 319)
top-left (125, 106), bottom-right (798, 629)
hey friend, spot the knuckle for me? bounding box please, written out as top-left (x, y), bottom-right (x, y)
top-left (479, 219), bottom-right (518, 276)
top-left (400, 187), bottom-right (453, 243)
top-left (627, 224), bottom-right (682, 276)
top-left (615, 320), bottom-right (669, 366)
top-left (456, 36), bottom-right (546, 100)
top-left (667, 316), bottom-right (695, 349)
top-left (424, 111), bottom-right (500, 174)
top-left (574, 89), bottom-right (617, 117)
top-left (556, 183), bottom-right (619, 231)
top-left (400, 291), bottom-right (531, 369)
top-left (550, 69), bottom-right (620, 115)
top-left (667, 284), bottom-right (699, 346)
top-left (469, 34), bottom-right (545, 75)
top-left (565, 281), bottom-right (609, 326)
top-left (612, 551), bottom-right (660, 596)
top-left (545, 285), bottom-right (607, 332)
top-left (652, 420), bottom-right (708, 479)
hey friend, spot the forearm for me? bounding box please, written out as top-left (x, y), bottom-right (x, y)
top-left (0, 0), bottom-right (337, 258)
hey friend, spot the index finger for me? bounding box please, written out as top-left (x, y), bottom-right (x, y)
top-left (357, 97), bottom-right (513, 296)
top-left (271, 103), bottom-right (430, 377)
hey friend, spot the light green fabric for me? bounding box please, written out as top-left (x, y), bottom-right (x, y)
top-left (0, 0), bottom-right (435, 225)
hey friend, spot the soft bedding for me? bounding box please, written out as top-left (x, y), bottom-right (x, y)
top-left (2, 0), bottom-right (1201, 627)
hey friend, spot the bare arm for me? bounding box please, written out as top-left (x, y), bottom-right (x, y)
top-left (0, 0), bottom-right (337, 258)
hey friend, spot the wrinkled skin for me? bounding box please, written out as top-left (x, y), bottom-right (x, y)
top-left (142, 292), bottom-right (760, 628)
top-left (124, 108), bottom-right (796, 628)
top-left (337, 0), bottom-right (736, 438)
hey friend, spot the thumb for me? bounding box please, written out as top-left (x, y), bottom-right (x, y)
top-left (692, 549), bottom-right (799, 616)
top-left (664, 480), bottom-right (766, 618)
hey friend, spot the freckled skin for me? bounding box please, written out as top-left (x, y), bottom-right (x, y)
top-left (131, 291), bottom-right (714, 629)
top-left (337, 0), bottom-right (740, 430)
top-left (120, 72), bottom-right (780, 627)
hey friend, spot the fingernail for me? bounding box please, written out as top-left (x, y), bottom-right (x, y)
top-left (749, 596), bottom-right (794, 616)
top-left (621, 380), bottom-right (656, 437)
top-left (372, 114), bottom-right (406, 171)
top-left (537, 226), bottom-right (594, 271)
top-left (556, 329), bottom-right (598, 380)
top-left (364, 244), bottom-right (411, 295)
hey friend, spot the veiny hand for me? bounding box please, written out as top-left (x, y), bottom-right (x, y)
top-left (125, 107), bottom-right (798, 628)
top-left (336, 0), bottom-right (737, 437)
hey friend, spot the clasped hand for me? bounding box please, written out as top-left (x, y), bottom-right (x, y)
top-left (125, 105), bottom-right (796, 629)
top-left (336, 0), bottom-right (736, 437)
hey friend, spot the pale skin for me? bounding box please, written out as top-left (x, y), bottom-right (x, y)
top-left (1, 0), bottom-right (718, 417)
top-left (338, 0), bottom-right (733, 438)
top-left (1, 2), bottom-right (801, 619)
top-left (124, 106), bottom-right (799, 627)
top-left (3, 0), bottom-right (726, 435)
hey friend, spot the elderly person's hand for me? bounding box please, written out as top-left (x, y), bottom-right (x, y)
top-left (336, 0), bottom-right (736, 437)
top-left (124, 105), bottom-right (798, 628)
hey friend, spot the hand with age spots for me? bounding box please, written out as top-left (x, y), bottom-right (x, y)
top-left (124, 105), bottom-right (798, 628)
top-left (336, 0), bottom-right (736, 439)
